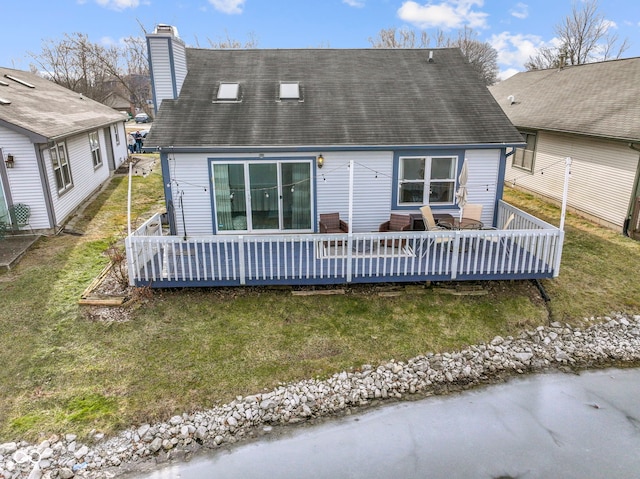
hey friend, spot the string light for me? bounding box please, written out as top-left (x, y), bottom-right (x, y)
top-left (167, 159), bottom-right (514, 197)
top-left (505, 157), bottom-right (567, 186)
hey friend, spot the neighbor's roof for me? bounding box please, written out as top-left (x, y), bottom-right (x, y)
top-left (0, 67), bottom-right (125, 142)
top-left (490, 57), bottom-right (640, 142)
top-left (146, 48), bottom-right (523, 149)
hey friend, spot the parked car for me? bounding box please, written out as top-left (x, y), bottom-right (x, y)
top-left (135, 113), bottom-right (150, 123)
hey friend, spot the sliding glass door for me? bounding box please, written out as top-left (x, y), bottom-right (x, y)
top-left (249, 163), bottom-right (280, 230)
top-left (281, 162), bottom-right (311, 230)
top-left (212, 160), bottom-right (312, 233)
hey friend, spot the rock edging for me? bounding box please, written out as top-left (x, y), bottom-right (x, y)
top-left (1, 313), bottom-right (639, 479)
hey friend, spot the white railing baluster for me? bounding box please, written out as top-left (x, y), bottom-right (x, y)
top-left (125, 202), bottom-right (564, 286)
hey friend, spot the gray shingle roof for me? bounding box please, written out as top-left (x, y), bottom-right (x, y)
top-left (489, 57), bottom-right (640, 142)
top-left (0, 67), bottom-right (125, 142)
top-left (145, 48), bottom-right (522, 149)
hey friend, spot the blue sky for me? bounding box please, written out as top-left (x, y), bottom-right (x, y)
top-left (2, 0), bottom-right (639, 79)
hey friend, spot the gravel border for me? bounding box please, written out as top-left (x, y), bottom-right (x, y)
top-left (1, 313), bottom-right (639, 479)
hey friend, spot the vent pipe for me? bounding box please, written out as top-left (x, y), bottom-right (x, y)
top-left (428, 51), bottom-right (434, 63)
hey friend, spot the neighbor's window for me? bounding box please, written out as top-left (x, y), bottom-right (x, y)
top-left (513, 131), bottom-right (536, 172)
top-left (114, 124), bottom-right (120, 145)
top-left (50, 143), bottom-right (73, 193)
top-left (89, 131), bottom-right (102, 168)
top-left (398, 156), bottom-right (456, 205)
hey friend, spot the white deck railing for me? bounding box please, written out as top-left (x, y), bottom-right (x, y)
top-left (125, 201), bottom-right (564, 287)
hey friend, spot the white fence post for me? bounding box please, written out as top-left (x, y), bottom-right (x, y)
top-left (237, 236), bottom-right (246, 285)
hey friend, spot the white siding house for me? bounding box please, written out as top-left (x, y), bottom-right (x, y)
top-left (0, 67), bottom-right (128, 234)
top-left (490, 58), bottom-right (640, 236)
top-left (126, 25), bottom-right (565, 288)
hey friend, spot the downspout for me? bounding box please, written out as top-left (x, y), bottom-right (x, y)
top-left (36, 144), bottom-right (57, 231)
top-left (624, 142), bottom-right (640, 237)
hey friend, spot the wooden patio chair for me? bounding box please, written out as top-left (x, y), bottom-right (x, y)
top-left (379, 213), bottom-right (411, 248)
top-left (319, 213), bottom-right (349, 234)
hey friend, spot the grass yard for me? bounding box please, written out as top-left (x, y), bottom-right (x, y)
top-left (0, 164), bottom-right (639, 442)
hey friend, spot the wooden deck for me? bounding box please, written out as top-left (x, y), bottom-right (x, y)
top-left (126, 202), bottom-right (564, 288)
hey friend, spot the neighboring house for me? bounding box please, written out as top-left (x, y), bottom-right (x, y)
top-left (0, 67), bottom-right (129, 234)
top-left (124, 25), bottom-right (565, 288)
top-left (103, 91), bottom-right (133, 118)
top-left (490, 58), bottom-right (640, 238)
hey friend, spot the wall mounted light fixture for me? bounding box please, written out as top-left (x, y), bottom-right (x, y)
top-left (317, 154), bottom-right (324, 169)
top-left (5, 154), bottom-right (14, 168)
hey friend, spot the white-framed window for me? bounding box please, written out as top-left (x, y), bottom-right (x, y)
top-left (50, 142), bottom-right (73, 193)
top-left (114, 124), bottom-right (120, 145)
top-left (89, 131), bottom-right (102, 168)
top-left (512, 131), bottom-right (536, 172)
top-left (398, 156), bottom-right (457, 205)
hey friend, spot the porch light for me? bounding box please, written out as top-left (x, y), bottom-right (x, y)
top-left (317, 154), bottom-right (324, 169)
top-left (5, 154), bottom-right (14, 168)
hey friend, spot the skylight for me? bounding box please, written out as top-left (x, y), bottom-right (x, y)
top-left (216, 82), bottom-right (240, 101)
top-left (279, 82), bottom-right (300, 100)
top-left (0, 98), bottom-right (11, 105)
top-left (4, 74), bottom-right (35, 89)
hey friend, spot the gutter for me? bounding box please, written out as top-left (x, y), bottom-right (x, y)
top-left (144, 141), bottom-right (527, 155)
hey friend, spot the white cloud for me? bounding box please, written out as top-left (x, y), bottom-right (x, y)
top-left (510, 2), bottom-right (528, 20)
top-left (208, 0), bottom-right (245, 14)
top-left (343, 0), bottom-right (365, 7)
top-left (95, 0), bottom-right (140, 10)
top-left (397, 0), bottom-right (489, 30)
top-left (489, 31), bottom-right (548, 72)
top-left (498, 68), bottom-right (520, 81)
top-left (99, 36), bottom-right (117, 47)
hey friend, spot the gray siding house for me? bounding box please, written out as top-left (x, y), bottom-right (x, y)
top-left (490, 58), bottom-right (640, 238)
top-left (0, 67), bottom-right (129, 234)
top-left (125, 25), bottom-right (565, 288)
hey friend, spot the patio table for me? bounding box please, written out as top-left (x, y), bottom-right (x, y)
top-left (439, 217), bottom-right (483, 230)
top-left (409, 213), bottom-right (454, 231)
top-left (438, 217), bottom-right (484, 252)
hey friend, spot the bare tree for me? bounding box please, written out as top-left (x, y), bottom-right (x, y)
top-left (368, 26), bottom-right (499, 86)
top-left (438, 27), bottom-right (499, 86)
top-left (524, 46), bottom-right (563, 71)
top-left (526, 0), bottom-right (630, 70)
top-left (368, 27), bottom-right (430, 49)
top-left (29, 33), bottom-right (151, 113)
top-left (29, 33), bottom-right (113, 101)
top-left (206, 30), bottom-right (259, 49)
